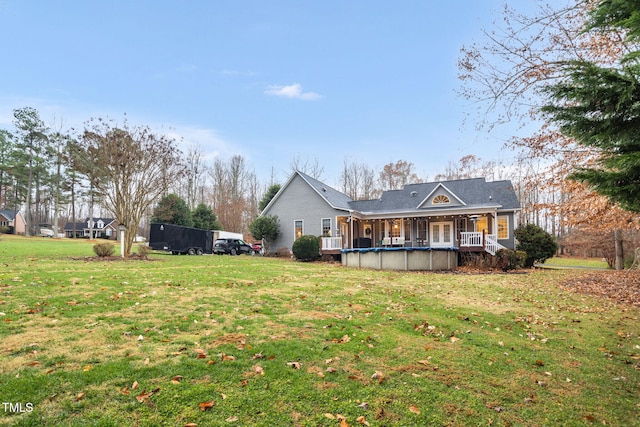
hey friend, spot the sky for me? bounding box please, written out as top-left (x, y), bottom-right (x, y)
top-left (0, 0), bottom-right (531, 187)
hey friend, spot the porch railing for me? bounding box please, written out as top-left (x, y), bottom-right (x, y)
top-left (460, 232), bottom-right (483, 247)
top-left (459, 232), bottom-right (507, 256)
top-left (484, 234), bottom-right (506, 256)
top-left (321, 237), bottom-right (343, 251)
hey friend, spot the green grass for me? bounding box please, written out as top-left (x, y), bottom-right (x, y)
top-left (542, 256), bottom-right (609, 269)
top-left (0, 234), bottom-right (638, 426)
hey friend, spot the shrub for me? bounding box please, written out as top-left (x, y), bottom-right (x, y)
top-left (137, 245), bottom-right (151, 258)
top-left (495, 249), bottom-right (527, 271)
top-left (292, 235), bottom-right (320, 261)
top-left (515, 224), bottom-right (558, 267)
top-left (93, 242), bottom-right (115, 257)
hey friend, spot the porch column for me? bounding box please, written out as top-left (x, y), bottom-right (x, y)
top-left (493, 209), bottom-right (498, 236)
top-left (350, 215), bottom-right (354, 249)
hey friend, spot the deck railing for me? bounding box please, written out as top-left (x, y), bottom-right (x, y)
top-left (321, 237), bottom-right (343, 250)
top-left (459, 232), bottom-right (506, 255)
top-left (460, 232), bottom-right (483, 247)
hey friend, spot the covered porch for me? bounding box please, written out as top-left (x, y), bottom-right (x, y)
top-left (321, 213), bottom-right (507, 256)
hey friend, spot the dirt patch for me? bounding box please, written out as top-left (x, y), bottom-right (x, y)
top-left (560, 270), bottom-right (640, 307)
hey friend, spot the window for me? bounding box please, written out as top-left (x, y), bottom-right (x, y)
top-left (390, 220), bottom-right (401, 238)
top-left (321, 218), bottom-right (331, 237)
top-left (432, 194), bottom-right (450, 205)
top-left (497, 216), bottom-right (509, 239)
top-left (417, 219), bottom-right (427, 243)
top-left (294, 220), bottom-right (304, 238)
top-left (476, 216), bottom-right (489, 233)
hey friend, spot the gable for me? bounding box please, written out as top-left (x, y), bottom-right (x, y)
top-left (261, 171), bottom-right (352, 215)
top-left (418, 183), bottom-right (465, 208)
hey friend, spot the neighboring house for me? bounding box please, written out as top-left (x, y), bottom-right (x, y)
top-left (0, 209), bottom-right (26, 235)
top-left (63, 218), bottom-right (119, 239)
top-left (261, 171), bottom-right (521, 258)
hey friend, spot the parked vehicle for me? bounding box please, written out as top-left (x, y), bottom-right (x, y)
top-left (149, 223), bottom-right (213, 255)
top-left (213, 238), bottom-right (254, 255)
top-left (250, 242), bottom-right (263, 254)
top-left (213, 230), bottom-right (244, 241)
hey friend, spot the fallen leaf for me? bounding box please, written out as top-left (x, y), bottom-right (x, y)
top-left (135, 388), bottom-right (160, 403)
top-left (334, 334), bottom-right (351, 344)
top-left (356, 415), bottom-right (370, 426)
top-left (171, 375), bottom-right (184, 384)
top-left (449, 336), bottom-right (460, 343)
top-left (253, 365), bottom-right (265, 375)
top-left (409, 405), bottom-right (420, 414)
top-left (371, 370), bottom-right (385, 384)
top-left (75, 392), bottom-right (85, 401)
top-left (183, 423), bottom-right (197, 427)
top-left (83, 365), bottom-right (93, 372)
top-left (286, 361), bottom-right (301, 369)
top-left (132, 381), bottom-right (139, 390)
top-left (324, 413), bottom-right (336, 420)
top-left (225, 416), bottom-right (238, 422)
top-left (198, 400), bottom-right (215, 411)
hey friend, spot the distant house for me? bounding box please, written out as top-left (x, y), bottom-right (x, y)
top-left (0, 210), bottom-right (26, 235)
top-left (63, 218), bottom-right (119, 239)
top-left (261, 171), bottom-right (521, 260)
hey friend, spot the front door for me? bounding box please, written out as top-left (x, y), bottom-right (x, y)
top-left (430, 221), bottom-right (454, 247)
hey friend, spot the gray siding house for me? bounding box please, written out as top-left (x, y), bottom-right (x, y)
top-left (261, 171), bottom-right (521, 259)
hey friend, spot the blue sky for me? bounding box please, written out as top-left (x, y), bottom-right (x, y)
top-left (0, 1), bottom-right (527, 186)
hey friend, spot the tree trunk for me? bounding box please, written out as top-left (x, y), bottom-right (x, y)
top-left (614, 229), bottom-right (624, 270)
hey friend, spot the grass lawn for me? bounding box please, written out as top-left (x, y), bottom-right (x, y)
top-left (541, 256), bottom-right (609, 269)
top-left (0, 234), bottom-right (638, 426)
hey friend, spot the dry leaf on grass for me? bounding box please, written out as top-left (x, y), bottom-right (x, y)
top-left (198, 400), bottom-right (215, 411)
top-left (135, 388), bottom-right (160, 403)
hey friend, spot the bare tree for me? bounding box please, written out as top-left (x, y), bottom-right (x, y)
top-left (290, 154), bottom-right (325, 180)
top-left (80, 117), bottom-right (185, 255)
top-left (378, 160), bottom-right (420, 191)
top-left (184, 144), bottom-right (207, 210)
top-left (340, 157), bottom-right (376, 200)
top-left (209, 155), bottom-right (258, 234)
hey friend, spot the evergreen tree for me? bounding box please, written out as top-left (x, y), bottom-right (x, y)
top-left (258, 184), bottom-right (281, 212)
top-left (191, 203), bottom-right (221, 230)
top-left (542, 0), bottom-right (640, 213)
top-left (151, 194), bottom-right (193, 227)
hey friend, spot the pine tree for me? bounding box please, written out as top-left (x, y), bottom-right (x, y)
top-left (542, 0), bottom-right (640, 213)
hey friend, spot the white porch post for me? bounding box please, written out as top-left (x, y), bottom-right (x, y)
top-left (349, 215), bottom-right (354, 249)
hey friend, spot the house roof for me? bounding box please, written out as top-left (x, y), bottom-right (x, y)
top-left (0, 209), bottom-right (19, 221)
top-left (262, 170), bottom-right (353, 214)
top-left (63, 218), bottom-right (117, 230)
top-left (296, 171), bottom-right (353, 210)
top-left (262, 172), bottom-right (521, 218)
top-left (349, 178), bottom-right (520, 214)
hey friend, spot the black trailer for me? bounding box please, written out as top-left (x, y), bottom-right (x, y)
top-left (149, 223), bottom-right (213, 255)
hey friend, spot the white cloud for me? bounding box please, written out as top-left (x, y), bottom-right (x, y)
top-left (265, 83), bottom-right (322, 101)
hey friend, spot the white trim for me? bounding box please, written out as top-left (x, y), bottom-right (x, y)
top-left (497, 215), bottom-right (509, 240)
top-left (294, 219), bottom-right (304, 239)
top-left (321, 217), bottom-right (332, 236)
top-left (430, 221), bottom-right (454, 247)
top-left (418, 183), bottom-right (466, 209)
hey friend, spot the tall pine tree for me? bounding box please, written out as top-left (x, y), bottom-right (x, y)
top-left (542, 0), bottom-right (640, 213)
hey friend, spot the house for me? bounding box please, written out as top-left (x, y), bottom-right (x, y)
top-left (63, 218), bottom-right (119, 239)
top-left (0, 209), bottom-right (26, 235)
top-left (260, 171), bottom-right (521, 266)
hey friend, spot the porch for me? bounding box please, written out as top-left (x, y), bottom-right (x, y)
top-left (320, 215), bottom-right (508, 256)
